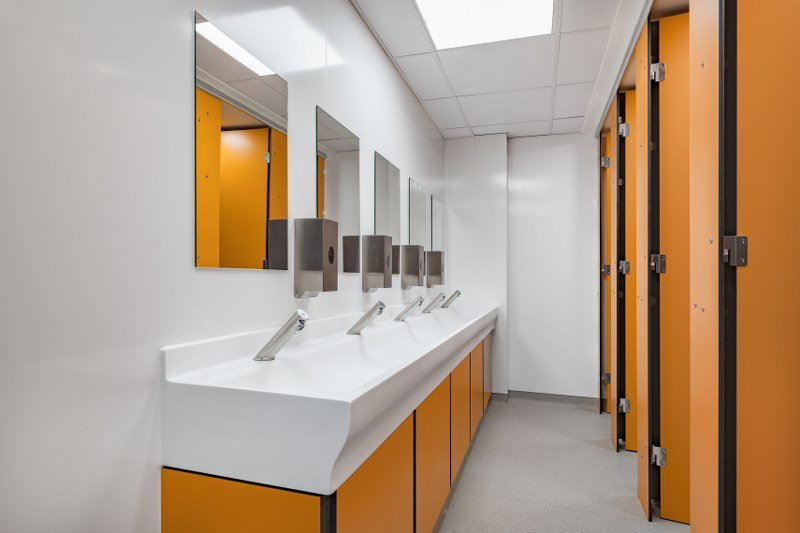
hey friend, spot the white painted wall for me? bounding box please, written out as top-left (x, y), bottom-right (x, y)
top-left (444, 135), bottom-right (509, 393)
top-left (507, 134), bottom-right (599, 397)
top-left (0, 1), bottom-right (443, 531)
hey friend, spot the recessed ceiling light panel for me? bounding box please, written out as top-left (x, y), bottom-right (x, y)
top-left (196, 21), bottom-right (274, 76)
top-left (414, 0), bottom-right (554, 50)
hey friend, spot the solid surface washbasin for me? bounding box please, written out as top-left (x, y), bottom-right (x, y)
top-left (161, 303), bottom-right (497, 495)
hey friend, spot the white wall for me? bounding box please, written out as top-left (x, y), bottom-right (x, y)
top-left (445, 135), bottom-right (509, 393)
top-left (0, 1), bottom-right (443, 531)
top-left (507, 134), bottom-right (599, 397)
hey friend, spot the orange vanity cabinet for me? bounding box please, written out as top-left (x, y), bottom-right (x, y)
top-left (470, 341), bottom-right (484, 438)
top-left (450, 353), bottom-right (472, 484)
top-left (162, 335), bottom-right (492, 533)
top-left (337, 415), bottom-right (414, 533)
top-left (415, 376), bottom-right (452, 533)
top-left (161, 467), bottom-right (322, 533)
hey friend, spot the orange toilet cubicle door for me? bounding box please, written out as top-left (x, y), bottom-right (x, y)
top-left (162, 468), bottom-right (321, 533)
top-left (219, 127), bottom-right (269, 269)
top-left (737, 0), bottom-right (800, 530)
top-left (450, 354), bottom-right (471, 484)
top-left (415, 376), bottom-right (451, 533)
top-left (269, 129), bottom-right (288, 220)
top-left (337, 415), bottom-right (414, 533)
top-left (658, 13), bottom-right (691, 524)
top-left (316, 155), bottom-right (325, 218)
top-left (195, 88), bottom-right (221, 268)
top-left (688, 0), bottom-right (720, 529)
top-left (623, 89), bottom-right (638, 453)
top-left (470, 342), bottom-right (484, 438)
top-left (633, 21), bottom-right (651, 520)
top-left (601, 98), bottom-right (619, 449)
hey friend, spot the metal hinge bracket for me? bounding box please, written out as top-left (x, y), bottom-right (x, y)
top-left (618, 260), bottom-right (631, 275)
top-left (723, 235), bottom-right (748, 267)
top-left (652, 446), bottom-right (667, 467)
top-left (264, 152), bottom-right (271, 164)
top-left (650, 62), bottom-right (666, 82)
top-left (618, 398), bottom-right (631, 413)
top-left (650, 254), bottom-right (667, 274)
top-left (601, 264), bottom-right (612, 276)
top-left (600, 156), bottom-right (611, 168)
top-left (618, 123), bottom-right (631, 137)
top-left (601, 372), bottom-right (611, 385)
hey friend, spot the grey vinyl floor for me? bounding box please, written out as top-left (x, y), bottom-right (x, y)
top-left (437, 393), bottom-right (690, 533)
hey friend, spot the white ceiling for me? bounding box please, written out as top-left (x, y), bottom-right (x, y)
top-left (196, 31), bottom-right (289, 126)
top-left (352, 0), bottom-right (624, 139)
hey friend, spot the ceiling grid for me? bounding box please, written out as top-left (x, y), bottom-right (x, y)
top-left (351, 0), bottom-right (623, 139)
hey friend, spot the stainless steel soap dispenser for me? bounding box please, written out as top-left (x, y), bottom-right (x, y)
top-left (294, 218), bottom-right (338, 298)
top-left (362, 235), bottom-right (392, 292)
top-left (425, 251), bottom-right (444, 288)
top-left (401, 244), bottom-right (425, 290)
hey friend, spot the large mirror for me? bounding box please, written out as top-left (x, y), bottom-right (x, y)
top-left (408, 179), bottom-right (427, 248)
top-left (374, 153), bottom-right (400, 243)
top-left (431, 196), bottom-right (444, 251)
top-left (375, 153), bottom-right (401, 277)
top-left (194, 13), bottom-right (288, 270)
top-left (316, 107), bottom-right (360, 273)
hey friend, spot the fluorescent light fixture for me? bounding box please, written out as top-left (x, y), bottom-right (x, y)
top-left (196, 21), bottom-right (274, 76)
top-left (414, 0), bottom-right (554, 50)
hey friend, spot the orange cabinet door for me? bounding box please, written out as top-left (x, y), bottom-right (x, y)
top-left (161, 468), bottom-right (320, 533)
top-left (337, 415), bottom-right (414, 533)
top-left (415, 376), bottom-right (451, 533)
top-left (483, 336), bottom-right (491, 409)
top-left (470, 342), bottom-right (484, 438)
top-left (451, 354), bottom-right (471, 484)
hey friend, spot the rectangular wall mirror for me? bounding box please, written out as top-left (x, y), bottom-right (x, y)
top-left (408, 178), bottom-right (427, 248)
top-left (194, 13), bottom-right (288, 270)
top-left (374, 153), bottom-right (400, 245)
top-left (316, 107), bottom-right (360, 273)
top-left (373, 152), bottom-right (401, 284)
top-left (431, 196), bottom-right (444, 251)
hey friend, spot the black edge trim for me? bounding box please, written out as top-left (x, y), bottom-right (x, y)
top-left (719, 0), bottom-right (737, 530)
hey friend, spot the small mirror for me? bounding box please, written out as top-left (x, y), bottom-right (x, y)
top-left (375, 153), bottom-right (401, 276)
top-left (316, 107), bottom-right (360, 273)
top-left (408, 179), bottom-right (427, 248)
top-left (431, 196), bottom-right (444, 251)
top-left (374, 153), bottom-right (401, 244)
top-left (194, 13), bottom-right (288, 270)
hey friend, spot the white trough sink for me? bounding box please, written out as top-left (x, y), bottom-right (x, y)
top-left (161, 303), bottom-right (498, 495)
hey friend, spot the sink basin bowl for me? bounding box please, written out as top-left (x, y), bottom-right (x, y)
top-left (161, 303), bottom-right (497, 495)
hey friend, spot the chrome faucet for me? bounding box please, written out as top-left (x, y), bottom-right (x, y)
top-left (441, 290), bottom-right (462, 308)
top-left (254, 310), bottom-right (310, 361)
top-left (394, 296), bottom-right (424, 322)
top-left (422, 292), bottom-right (446, 313)
top-left (347, 301), bottom-right (386, 335)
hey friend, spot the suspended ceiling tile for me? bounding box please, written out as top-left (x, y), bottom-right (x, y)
top-left (472, 120), bottom-right (551, 137)
top-left (423, 97), bottom-right (467, 129)
top-left (552, 116), bottom-right (585, 134)
top-left (354, 0), bottom-right (434, 57)
top-left (437, 36), bottom-right (556, 96)
top-left (227, 78), bottom-right (288, 117)
top-left (395, 53), bottom-right (453, 100)
top-left (561, 0), bottom-right (619, 32)
top-left (458, 87), bottom-right (553, 126)
top-left (553, 82), bottom-right (595, 118)
top-left (261, 74), bottom-right (288, 97)
top-left (441, 127), bottom-right (473, 139)
top-left (195, 35), bottom-right (257, 83)
top-left (556, 29), bottom-right (609, 84)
